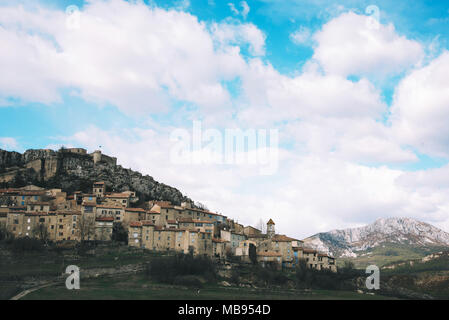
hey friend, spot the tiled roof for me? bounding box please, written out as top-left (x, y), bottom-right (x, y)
top-left (318, 253), bottom-right (329, 257)
top-left (125, 208), bottom-right (145, 212)
top-left (106, 193), bottom-right (130, 199)
top-left (56, 211), bottom-right (81, 215)
top-left (25, 212), bottom-right (49, 216)
top-left (192, 219), bottom-right (214, 224)
top-left (166, 220), bottom-right (178, 224)
top-left (97, 204), bottom-right (124, 209)
top-left (26, 202), bottom-right (50, 206)
top-left (212, 238), bottom-right (229, 243)
top-left (257, 251), bottom-right (282, 257)
top-left (82, 202), bottom-right (97, 206)
top-left (130, 222), bottom-right (142, 227)
top-left (272, 234), bottom-right (297, 242)
top-left (303, 248), bottom-right (317, 254)
top-left (96, 217), bottom-right (114, 222)
top-left (267, 218), bottom-right (275, 225)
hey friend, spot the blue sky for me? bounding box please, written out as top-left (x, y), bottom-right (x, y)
top-left (1, 0), bottom-right (449, 236)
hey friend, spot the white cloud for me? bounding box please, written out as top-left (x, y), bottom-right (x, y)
top-left (62, 126), bottom-right (449, 237)
top-left (228, 1), bottom-right (250, 19)
top-left (290, 26), bottom-right (312, 45)
top-left (3, 1), bottom-right (449, 237)
top-left (0, 137), bottom-right (19, 150)
top-left (0, 0), bottom-right (262, 113)
top-left (212, 22), bottom-right (265, 56)
top-left (391, 51), bottom-right (449, 158)
top-left (238, 59), bottom-right (386, 125)
top-left (240, 1), bottom-right (250, 19)
top-left (312, 12), bottom-right (424, 77)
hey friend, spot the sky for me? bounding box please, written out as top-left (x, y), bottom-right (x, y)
top-left (1, 0), bottom-right (449, 238)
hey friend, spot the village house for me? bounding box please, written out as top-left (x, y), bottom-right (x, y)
top-left (96, 204), bottom-right (125, 222)
top-left (0, 182), bottom-right (337, 271)
top-left (95, 216), bottom-right (114, 241)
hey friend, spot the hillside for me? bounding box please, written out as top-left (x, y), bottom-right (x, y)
top-left (304, 218), bottom-right (449, 267)
top-left (0, 148), bottom-right (193, 206)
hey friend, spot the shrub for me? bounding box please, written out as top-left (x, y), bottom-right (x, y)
top-left (173, 275), bottom-right (203, 288)
top-left (9, 237), bottom-right (44, 253)
top-left (146, 253), bottom-right (217, 284)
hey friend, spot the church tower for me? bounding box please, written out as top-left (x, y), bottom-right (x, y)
top-left (267, 219), bottom-right (275, 238)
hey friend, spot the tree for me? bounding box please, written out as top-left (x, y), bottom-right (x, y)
top-left (112, 222), bottom-right (128, 243)
top-left (32, 222), bottom-right (50, 245)
top-left (249, 243), bottom-right (257, 265)
top-left (78, 215), bottom-right (95, 243)
top-left (257, 219), bottom-right (266, 234)
top-left (195, 202), bottom-right (209, 211)
top-left (0, 223), bottom-right (13, 241)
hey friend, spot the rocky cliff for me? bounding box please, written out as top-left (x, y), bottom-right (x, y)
top-left (304, 217), bottom-right (449, 258)
top-left (0, 148), bottom-right (193, 206)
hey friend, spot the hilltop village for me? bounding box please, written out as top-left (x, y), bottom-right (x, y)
top-left (0, 150), bottom-right (336, 272)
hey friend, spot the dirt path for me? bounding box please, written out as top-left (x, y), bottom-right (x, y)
top-left (9, 264), bottom-right (145, 300)
top-left (10, 281), bottom-right (60, 300)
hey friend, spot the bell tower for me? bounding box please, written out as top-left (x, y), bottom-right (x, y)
top-left (267, 219), bottom-right (275, 238)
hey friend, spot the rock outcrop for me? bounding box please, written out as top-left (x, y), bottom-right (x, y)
top-left (0, 148), bottom-right (192, 206)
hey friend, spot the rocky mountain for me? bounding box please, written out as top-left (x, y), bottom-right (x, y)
top-left (304, 218), bottom-right (449, 259)
top-left (0, 148), bottom-right (193, 206)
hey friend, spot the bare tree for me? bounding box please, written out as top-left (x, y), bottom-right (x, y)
top-left (257, 219), bottom-right (266, 234)
top-left (78, 215), bottom-right (95, 243)
top-left (32, 222), bottom-right (50, 245)
top-left (195, 202), bottom-right (209, 211)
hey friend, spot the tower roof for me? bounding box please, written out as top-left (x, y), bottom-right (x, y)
top-left (267, 218), bottom-right (275, 225)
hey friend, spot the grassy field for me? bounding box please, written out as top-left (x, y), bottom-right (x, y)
top-left (23, 274), bottom-right (393, 300)
top-left (338, 243), bottom-right (448, 269)
top-left (0, 244), bottom-right (164, 299)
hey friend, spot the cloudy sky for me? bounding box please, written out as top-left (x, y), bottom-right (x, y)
top-left (1, 0), bottom-right (449, 238)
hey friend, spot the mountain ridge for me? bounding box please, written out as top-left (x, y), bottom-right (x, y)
top-left (0, 148), bottom-right (194, 206)
top-left (304, 217), bottom-right (449, 259)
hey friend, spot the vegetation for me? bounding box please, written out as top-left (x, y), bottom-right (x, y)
top-left (338, 243), bottom-right (449, 269)
top-left (145, 253), bottom-right (217, 287)
top-left (112, 223), bottom-right (128, 244)
top-left (22, 273), bottom-right (392, 300)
